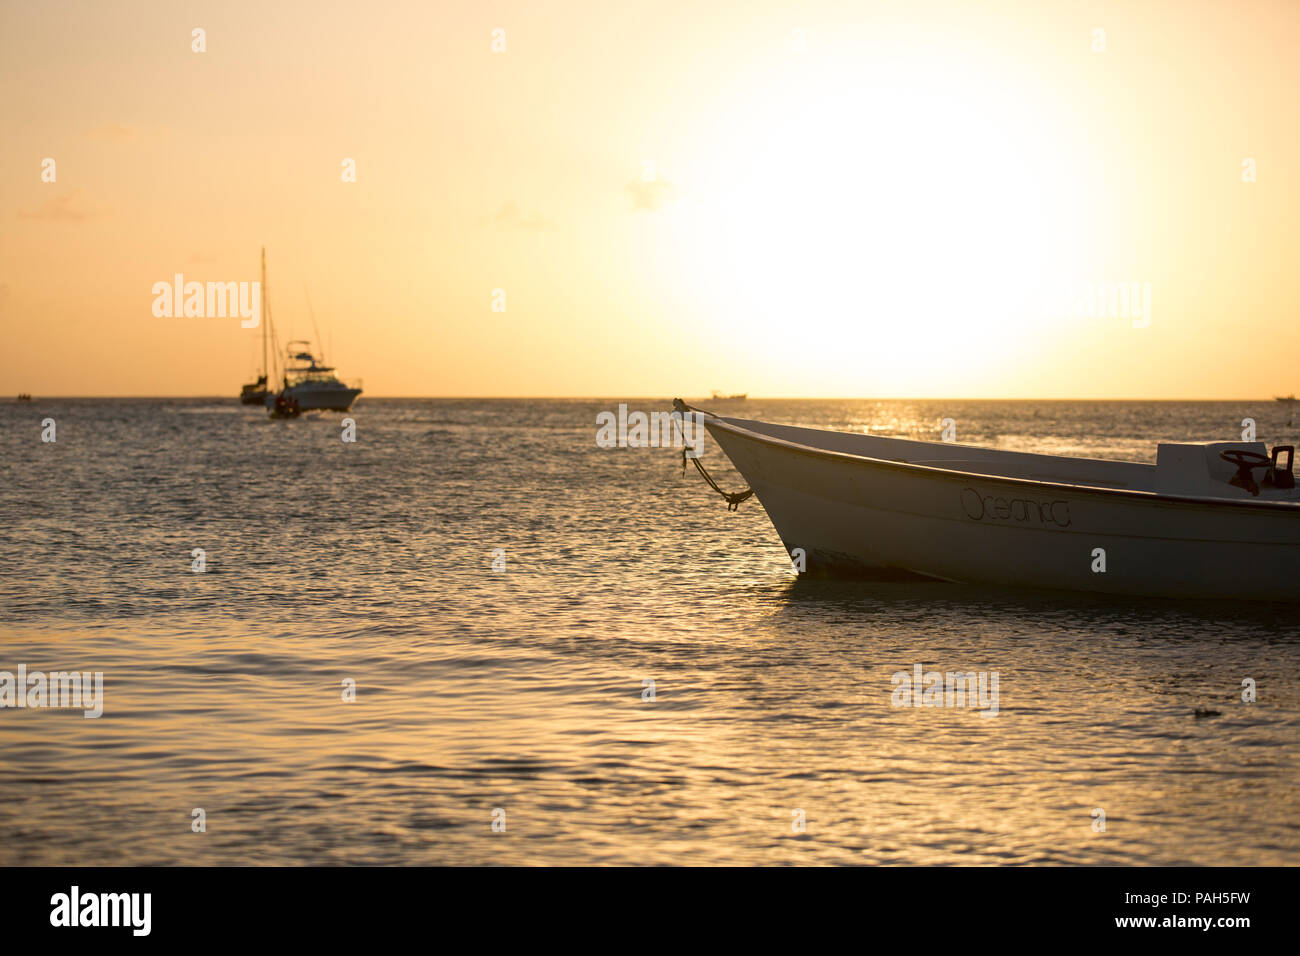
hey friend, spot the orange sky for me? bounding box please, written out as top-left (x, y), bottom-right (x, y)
top-left (2, 0), bottom-right (1298, 398)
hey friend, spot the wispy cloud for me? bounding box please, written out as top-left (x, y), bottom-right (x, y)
top-left (625, 178), bottom-right (676, 212)
top-left (481, 200), bottom-right (556, 231)
top-left (17, 190), bottom-right (101, 222)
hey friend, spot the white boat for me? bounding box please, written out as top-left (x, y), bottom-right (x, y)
top-left (267, 340), bottom-right (362, 412)
top-left (684, 403), bottom-right (1300, 601)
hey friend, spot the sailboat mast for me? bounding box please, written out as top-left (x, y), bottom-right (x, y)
top-left (260, 247), bottom-right (268, 384)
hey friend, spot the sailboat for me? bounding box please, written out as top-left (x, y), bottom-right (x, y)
top-left (239, 247), bottom-right (272, 405)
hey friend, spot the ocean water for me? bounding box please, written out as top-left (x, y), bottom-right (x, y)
top-left (1, 398), bottom-right (1298, 865)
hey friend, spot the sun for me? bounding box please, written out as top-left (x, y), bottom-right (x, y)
top-left (665, 56), bottom-right (1089, 395)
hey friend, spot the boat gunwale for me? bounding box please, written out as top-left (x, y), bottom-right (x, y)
top-left (705, 415), bottom-right (1300, 514)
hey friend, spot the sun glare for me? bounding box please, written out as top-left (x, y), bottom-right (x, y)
top-left (669, 57), bottom-right (1087, 394)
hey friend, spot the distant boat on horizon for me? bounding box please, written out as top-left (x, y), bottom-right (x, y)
top-left (1276, 394), bottom-right (1297, 402)
top-left (711, 390), bottom-right (747, 401)
top-left (240, 248), bottom-right (361, 414)
top-left (267, 341), bottom-right (362, 412)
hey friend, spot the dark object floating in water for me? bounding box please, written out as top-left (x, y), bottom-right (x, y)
top-left (1193, 706), bottom-right (1222, 718)
top-left (16, 393), bottom-right (32, 402)
top-left (268, 392), bottom-right (301, 419)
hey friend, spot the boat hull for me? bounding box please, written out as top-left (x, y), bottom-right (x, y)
top-left (706, 419), bottom-right (1300, 601)
top-left (268, 385), bottom-right (362, 411)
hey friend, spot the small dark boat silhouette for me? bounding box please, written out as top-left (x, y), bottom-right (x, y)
top-left (240, 375), bottom-right (269, 405)
top-left (268, 391), bottom-right (301, 419)
top-left (239, 247), bottom-right (272, 405)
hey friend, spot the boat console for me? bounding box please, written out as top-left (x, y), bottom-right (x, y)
top-left (1154, 441), bottom-right (1297, 500)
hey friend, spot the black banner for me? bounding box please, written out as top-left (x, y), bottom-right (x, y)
top-left (0, 866), bottom-right (1284, 942)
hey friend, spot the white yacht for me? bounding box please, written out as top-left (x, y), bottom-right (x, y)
top-left (268, 341), bottom-right (362, 412)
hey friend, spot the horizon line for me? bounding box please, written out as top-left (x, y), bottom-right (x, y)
top-left (5, 395), bottom-right (1295, 403)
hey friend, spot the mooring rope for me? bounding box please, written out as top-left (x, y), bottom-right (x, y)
top-left (671, 398), bottom-right (755, 511)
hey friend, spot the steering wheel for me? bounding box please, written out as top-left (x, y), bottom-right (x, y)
top-left (1221, 449), bottom-right (1272, 496)
top-left (1220, 449), bottom-right (1271, 470)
